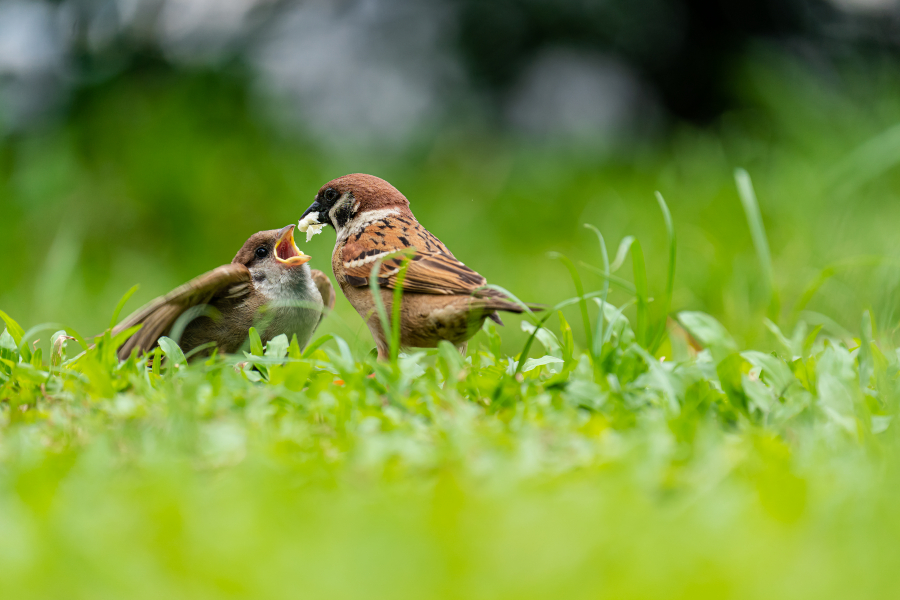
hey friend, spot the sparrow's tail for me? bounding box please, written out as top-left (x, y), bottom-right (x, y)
top-left (474, 296), bottom-right (544, 327)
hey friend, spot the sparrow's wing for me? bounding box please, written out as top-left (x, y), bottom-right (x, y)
top-left (113, 264), bottom-right (251, 360)
top-left (341, 221), bottom-right (487, 295)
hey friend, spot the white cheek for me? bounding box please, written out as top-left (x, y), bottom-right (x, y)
top-left (253, 275), bottom-right (276, 299)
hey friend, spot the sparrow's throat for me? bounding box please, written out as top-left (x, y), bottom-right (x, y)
top-left (275, 225), bottom-right (311, 267)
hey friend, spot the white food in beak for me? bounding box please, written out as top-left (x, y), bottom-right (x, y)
top-left (298, 212), bottom-right (325, 242)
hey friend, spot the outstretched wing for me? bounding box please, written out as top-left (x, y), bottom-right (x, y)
top-left (113, 263), bottom-right (251, 360)
top-left (341, 220), bottom-right (487, 295)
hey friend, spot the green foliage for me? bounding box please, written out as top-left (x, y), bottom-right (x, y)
top-left (3, 237), bottom-right (900, 597)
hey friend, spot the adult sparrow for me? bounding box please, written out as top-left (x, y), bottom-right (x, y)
top-left (113, 224), bottom-right (335, 360)
top-left (298, 174), bottom-right (528, 359)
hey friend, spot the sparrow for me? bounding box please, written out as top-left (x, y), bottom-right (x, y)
top-left (298, 174), bottom-right (528, 359)
top-left (113, 224), bottom-right (335, 361)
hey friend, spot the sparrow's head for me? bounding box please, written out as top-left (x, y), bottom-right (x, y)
top-left (233, 225), bottom-right (311, 291)
top-left (299, 173), bottom-right (410, 232)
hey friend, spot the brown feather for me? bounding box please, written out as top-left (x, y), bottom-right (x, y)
top-left (341, 212), bottom-right (489, 296)
top-left (112, 264), bottom-right (251, 360)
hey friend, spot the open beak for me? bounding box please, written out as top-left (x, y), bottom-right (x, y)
top-left (274, 224), bottom-right (311, 267)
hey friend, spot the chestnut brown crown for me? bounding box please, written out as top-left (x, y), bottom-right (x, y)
top-left (320, 174), bottom-right (409, 211)
top-left (319, 174), bottom-right (409, 210)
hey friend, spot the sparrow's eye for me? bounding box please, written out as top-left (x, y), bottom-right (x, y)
top-left (255, 247), bottom-right (268, 259)
top-left (324, 188), bottom-right (338, 202)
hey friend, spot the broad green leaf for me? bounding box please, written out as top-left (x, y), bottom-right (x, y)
top-left (157, 336), bottom-right (186, 367)
top-left (520, 321), bottom-right (561, 356)
top-left (520, 356), bottom-right (564, 373)
top-left (677, 311), bottom-right (738, 360)
top-left (265, 334), bottom-right (289, 360)
top-left (742, 351), bottom-right (795, 395)
top-left (0, 329), bottom-right (17, 352)
top-left (248, 327), bottom-right (264, 357)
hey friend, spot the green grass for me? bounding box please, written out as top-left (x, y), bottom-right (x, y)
top-left (5, 54), bottom-right (900, 598)
top-left (4, 186), bottom-right (900, 597)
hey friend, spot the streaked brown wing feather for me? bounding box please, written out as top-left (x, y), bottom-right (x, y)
top-left (113, 263), bottom-right (251, 359)
top-left (342, 220), bottom-right (487, 295)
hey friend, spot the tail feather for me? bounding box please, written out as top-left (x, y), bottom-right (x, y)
top-left (475, 291), bottom-right (544, 327)
top-left (476, 297), bottom-right (543, 329)
top-left (475, 288), bottom-right (543, 314)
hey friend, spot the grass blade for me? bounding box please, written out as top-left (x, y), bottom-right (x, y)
top-left (514, 311), bottom-right (556, 377)
top-left (368, 248), bottom-right (416, 363)
top-left (0, 309), bottom-right (24, 345)
top-left (577, 263), bottom-right (638, 294)
top-left (830, 122), bottom-right (900, 195)
top-left (610, 236), bottom-right (636, 272)
top-left (791, 256), bottom-right (890, 320)
top-left (649, 192), bottom-right (676, 353)
top-left (735, 168), bottom-right (780, 321)
top-left (631, 240), bottom-right (649, 348)
top-left (302, 334), bottom-right (335, 358)
top-left (584, 224), bottom-right (610, 357)
top-left (548, 252), bottom-right (594, 360)
top-left (183, 342), bottom-right (218, 361)
top-left (368, 260), bottom-right (393, 359)
top-left (110, 284), bottom-right (140, 329)
top-left (859, 310), bottom-right (874, 391)
top-left (19, 322), bottom-right (67, 357)
top-left (391, 257), bottom-right (411, 362)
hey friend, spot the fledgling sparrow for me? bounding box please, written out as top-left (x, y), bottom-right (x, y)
top-left (113, 224), bottom-right (335, 360)
top-left (298, 174), bottom-right (529, 359)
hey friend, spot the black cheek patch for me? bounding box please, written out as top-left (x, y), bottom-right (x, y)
top-left (334, 203), bottom-right (355, 229)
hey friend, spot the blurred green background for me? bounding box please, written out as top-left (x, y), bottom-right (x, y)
top-left (3, 0), bottom-right (900, 350)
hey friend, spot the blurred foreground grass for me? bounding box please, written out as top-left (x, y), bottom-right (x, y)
top-left (5, 54), bottom-right (900, 598)
top-left (2, 282), bottom-right (900, 598)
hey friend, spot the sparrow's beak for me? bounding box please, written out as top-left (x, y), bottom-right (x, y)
top-left (274, 224), bottom-right (311, 267)
top-left (300, 201), bottom-right (324, 225)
